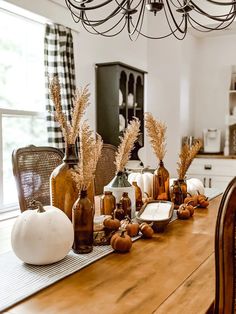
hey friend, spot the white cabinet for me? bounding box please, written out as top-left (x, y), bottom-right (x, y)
top-left (186, 158), bottom-right (236, 191)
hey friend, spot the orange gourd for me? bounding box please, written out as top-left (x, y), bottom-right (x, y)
top-left (110, 230), bottom-right (132, 253)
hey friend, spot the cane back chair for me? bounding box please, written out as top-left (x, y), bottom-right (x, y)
top-left (213, 176), bottom-right (236, 314)
top-left (94, 143), bottom-right (117, 195)
top-left (12, 145), bottom-right (64, 212)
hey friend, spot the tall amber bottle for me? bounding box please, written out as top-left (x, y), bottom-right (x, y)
top-left (50, 143), bottom-right (94, 220)
top-left (72, 189), bottom-right (94, 254)
top-left (120, 192), bottom-right (132, 218)
top-left (132, 181), bottom-right (143, 211)
top-left (153, 160), bottom-right (170, 201)
top-left (100, 191), bottom-right (116, 215)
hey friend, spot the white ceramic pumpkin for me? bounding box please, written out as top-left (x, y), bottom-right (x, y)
top-left (187, 178), bottom-right (205, 195)
top-left (169, 178), bottom-right (205, 196)
top-left (11, 201), bottom-right (74, 265)
top-left (128, 172), bottom-right (154, 198)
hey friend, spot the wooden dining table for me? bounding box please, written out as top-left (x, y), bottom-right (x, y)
top-left (2, 195), bottom-right (221, 314)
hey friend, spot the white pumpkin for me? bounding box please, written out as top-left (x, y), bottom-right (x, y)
top-left (187, 178), bottom-right (205, 195)
top-left (169, 178), bottom-right (205, 196)
top-left (11, 201), bottom-right (74, 265)
top-left (128, 172), bottom-right (154, 198)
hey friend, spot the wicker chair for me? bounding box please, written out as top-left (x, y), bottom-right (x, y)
top-left (94, 144), bottom-right (117, 195)
top-left (211, 176), bottom-right (236, 314)
top-left (12, 145), bottom-right (64, 212)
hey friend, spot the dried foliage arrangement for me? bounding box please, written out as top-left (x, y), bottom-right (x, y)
top-left (49, 76), bottom-right (90, 144)
top-left (71, 121), bottom-right (103, 191)
top-left (177, 140), bottom-right (202, 180)
top-left (145, 112), bottom-right (167, 161)
top-left (115, 118), bottom-right (140, 173)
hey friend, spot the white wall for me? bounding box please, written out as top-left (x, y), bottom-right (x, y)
top-left (145, 13), bottom-right (197, 176)
top-left (5, 0), bottom-right (232, 177)
top-left (193, 34), bottom-right (235, 151)
top-left (4, 0), bottom-right (148, 130)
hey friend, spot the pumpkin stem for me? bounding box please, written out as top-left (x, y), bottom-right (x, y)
top-left (30, 200), bottom-right (45, 213)
top-left (120, 229), bottom-right (126, 237)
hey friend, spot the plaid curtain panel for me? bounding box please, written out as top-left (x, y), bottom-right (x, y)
top-left (44, 23), bottom-right (76, 150)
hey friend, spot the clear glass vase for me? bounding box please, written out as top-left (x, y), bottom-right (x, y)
top-left (72, 189), bottom-right (95, 254)
top-left (50, 143), bottom-right (94, 220)
top-left (153, 160), bottom-right (170, 201)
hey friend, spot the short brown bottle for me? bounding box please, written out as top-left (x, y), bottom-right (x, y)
top-left (120, 192), bottom-right (132, 218)
top-left (114, 203), bottom-right (125, 221)
top-left (100, 191), bottom-right (116, 215)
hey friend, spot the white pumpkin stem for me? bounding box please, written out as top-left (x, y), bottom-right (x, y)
top-left (31, 200), bottom-right (45, 213)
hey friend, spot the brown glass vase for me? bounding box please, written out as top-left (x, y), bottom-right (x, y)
top-left (153, 160), bottom-right (170, 201)
top-left (72, 189), bottom-right (95, 254)
top-left (170, 179), bottom-right (187, 207)
top-left (100, 191), bottom-right (116, 216)
top-left (50, 143), bottom-right (94, 220)
top-left (120, 192), bottom-right (132, 218)
top-left (132, 181), bottom-right (143, 211)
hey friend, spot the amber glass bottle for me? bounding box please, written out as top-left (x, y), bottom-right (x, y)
top-left (114, 203), bottom-right (125, 221)
top-left (100, 191), bottom-right (116, 215)
top-left (170, 179), bottom-right (187, 207)
top-left (50, 143), bottom-right (94, 220)
top-left (72, 189), bottom-right (94, 254)
top-left (153, 160), bottom-right (170, 201)
top-left (132, 181), bottom-right (143, 211)
top-left (120, 192), bottom-right (132, 218)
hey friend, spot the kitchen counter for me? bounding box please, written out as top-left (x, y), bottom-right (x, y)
top-left (196, 153), bottom-right (236, 159)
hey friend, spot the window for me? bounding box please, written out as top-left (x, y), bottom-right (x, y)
top-left (0, 8), bottom-right (48, 211)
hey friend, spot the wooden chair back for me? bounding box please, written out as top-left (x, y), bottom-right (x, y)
top-left (12, 145), bottom-right (64, 212)
top-left (94, 144), bottom-right (117, 195)
top-left (214, 176), bottom-right (236, 313)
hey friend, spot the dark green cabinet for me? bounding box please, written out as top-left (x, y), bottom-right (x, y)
top-left (96, 62), bottom-right (147, 160)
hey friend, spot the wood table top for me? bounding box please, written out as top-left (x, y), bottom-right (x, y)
top-left (3, 196), bottom-right (221, 314)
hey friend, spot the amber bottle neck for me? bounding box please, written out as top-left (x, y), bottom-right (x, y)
top-left (80, 190), bottom-right (87, 198)
top-left (63, 143), bottom-right (78, 164)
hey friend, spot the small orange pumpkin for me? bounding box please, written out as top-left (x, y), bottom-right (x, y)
top-left (139, 222), bottom-right (154, 238)
top-left (125, 218), bottom-right (139, 237)
top-left (103, 216), bottom-right (121, 230)
top-left (177, 204), bottom-right (191, 220)
top-left (110, 230), bottom-right (132, 253)
top-left (197, 194), bottom-right (209, 208)
top-left (184, 195), bottom-right (198, 207)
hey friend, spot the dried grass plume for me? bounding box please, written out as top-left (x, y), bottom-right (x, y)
top-left (49, 76), bottom-right (90, 144)
top-left (177, 140), bottom-right (202, 180)
top-left (71, 121), bottom-right (103, 191)
top-left (115, 118), bottom-right (140, 173)
top-left (145, 112), bottom-right (167, 161)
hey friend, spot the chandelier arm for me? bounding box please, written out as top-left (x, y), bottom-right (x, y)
top-left (165, 0), bottom-right (187, 34)
top-left (205, 0), bottom-right (236, 5)
top-left (188, 14), bottom-right (235, 31)
top-left (65, 0), bottom-right (113, 11)
top-left (127, 0), bottom-right (146, 36)
top-left (190, 1), bottom-right (236, 22)
top-left (128, 1), bottom-right (146, 40)
top-left (114, 0), bottom-right (143, 11)
top-left (169, 0), bottom-right (191, 9)
top-left (82, 9), bottom-right (127, 33)
top-left (81, 15), bottom-right (128, 37)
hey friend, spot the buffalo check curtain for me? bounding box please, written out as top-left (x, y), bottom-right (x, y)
top-left (44, 23), bottom-right (76, 150)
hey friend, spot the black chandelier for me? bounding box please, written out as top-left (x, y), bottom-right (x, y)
top-left (65, 0), bottom-right (236, 40)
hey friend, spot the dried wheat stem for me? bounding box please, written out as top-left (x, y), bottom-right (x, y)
top-left (145, 112), bottom-right (167, 161)
top-left (115, 117), bottom-right (140, 173)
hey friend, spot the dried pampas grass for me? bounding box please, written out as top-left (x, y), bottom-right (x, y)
top-left (71, 121), bottom-right (103, 191)
top-left (145, 112), bottom-right (167, 161)
top-left (115, 118), bottom-right (140, 173)
top-left (177, 140), bottom-right (202, 180)
top-left (50, 76), bottom-right (90, 144)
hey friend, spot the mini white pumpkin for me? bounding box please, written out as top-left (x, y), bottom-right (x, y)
top-left (187, 178), bottom-right (205, 195)
top-left (11, 201), bottom-right (74, 265)
top-left (128, 172), bottom-right (153, 197)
